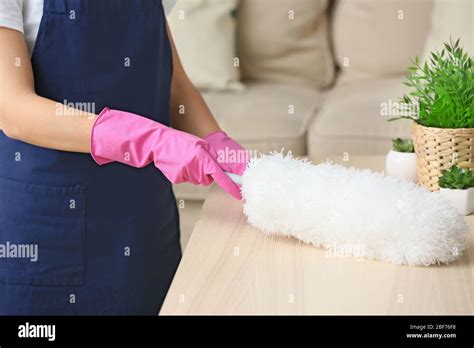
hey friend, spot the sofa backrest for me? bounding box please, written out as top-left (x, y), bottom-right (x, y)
top-left (236, 0), bottom-right (435, 89)
top-left (332, 0), bottom-right (434, 80)
top-left (237, 0), bottom-right (336, 90)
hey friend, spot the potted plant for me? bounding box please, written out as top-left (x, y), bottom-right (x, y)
top-left (389, 38), bottom-right (474, 191)
top-left (385, 138), bottom-right (417, 182)
top-left (439, 165), bottom-right (474, 215)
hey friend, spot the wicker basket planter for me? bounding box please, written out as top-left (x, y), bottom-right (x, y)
top-left (412, 122), bottom-right (474, 191)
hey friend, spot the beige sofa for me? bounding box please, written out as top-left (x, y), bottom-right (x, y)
top-left (174, 0), bottom-right (436, 248)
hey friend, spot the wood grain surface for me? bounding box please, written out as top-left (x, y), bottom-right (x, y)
top-left (160, 156), bottom-right (473, 315)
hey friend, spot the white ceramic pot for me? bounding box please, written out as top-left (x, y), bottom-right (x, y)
top-left (385, 150), bottom-right (418, 182)
top-left (439, 187), bottom-right (474, 216)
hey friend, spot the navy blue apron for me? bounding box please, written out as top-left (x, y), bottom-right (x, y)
top-left (0, 0), bottom-right (181, 315)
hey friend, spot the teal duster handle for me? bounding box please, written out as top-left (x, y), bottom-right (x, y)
top-left (225, 172), bottom-right (243, 186)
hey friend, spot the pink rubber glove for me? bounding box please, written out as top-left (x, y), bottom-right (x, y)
top-left (204, 131), bottom-right (249, 176)
top-left (91, 108), bottom-right (242, 199)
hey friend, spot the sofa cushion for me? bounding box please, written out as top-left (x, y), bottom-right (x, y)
top-left (174, 82), bottom-right (322, 200)
top-left (237, 0), bottom-right (335, 90)
top-left (203, 82), bottom-right (322, 156)
top-left (167, 0), bottom-right (244, 91)
top-left (332, 0), bottom-right (433, 80)
top-left (308, 75), bottom-right (413, 161)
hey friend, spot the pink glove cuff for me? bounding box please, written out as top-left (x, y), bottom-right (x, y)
top-left (90, 108), bottom-right (114, 165)
top-left (204, 130), bottom-right (228, 139)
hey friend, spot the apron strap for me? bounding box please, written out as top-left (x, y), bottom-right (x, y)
top-left (43, 0), bottom-right (162, 15)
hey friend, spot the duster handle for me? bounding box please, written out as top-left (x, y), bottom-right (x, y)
top-left (225, 172), bottom-right (243, 186)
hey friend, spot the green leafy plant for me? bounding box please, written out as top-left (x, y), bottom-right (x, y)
top-left (389, 38), bottom-right (474, 128)
top-left (392, 138), bottom-right (414, 153)
top-left (439, 165), bottom-right (474, 189)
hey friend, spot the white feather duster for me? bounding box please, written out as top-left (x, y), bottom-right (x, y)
top-left (241, 153), bottom-right (469, 266)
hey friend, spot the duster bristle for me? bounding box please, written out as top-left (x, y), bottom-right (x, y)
top-left (241, 153), bottom-right (469, 266)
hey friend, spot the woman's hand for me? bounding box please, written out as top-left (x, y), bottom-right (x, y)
top-left (92, 108), bottom-right (242, 199)
top-left (204, 131), bottom-right (249, 176)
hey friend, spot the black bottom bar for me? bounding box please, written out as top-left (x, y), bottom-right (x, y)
top-left (0, 315), bottom-right (472, 346)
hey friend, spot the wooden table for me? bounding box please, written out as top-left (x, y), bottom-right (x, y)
top-left (160, 156), bottom-right (474, 315)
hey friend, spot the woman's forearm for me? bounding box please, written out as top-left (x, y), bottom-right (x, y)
top-left (167, 23), bottom-right (221, 139)
top-left (0, 28), bottom-right (94, 153)
top-left (170, 77), bottom-right (220, 138)
top-left (1, 22), bottom-right (219, 155)
top-left (2, 92), bottom-right (94, 153)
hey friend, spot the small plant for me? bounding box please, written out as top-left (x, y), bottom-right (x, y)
top-left (389, 38), bottom-right (474, 128)
top-left (439, 165), bottom-right (474, 189)
top-left (392, 138), bottom-right (414, 153)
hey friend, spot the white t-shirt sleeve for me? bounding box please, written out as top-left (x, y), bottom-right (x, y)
top-left (163, 0), bottom-right (176, 16)
top-left (0, 0), bottom-right (24, 33)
